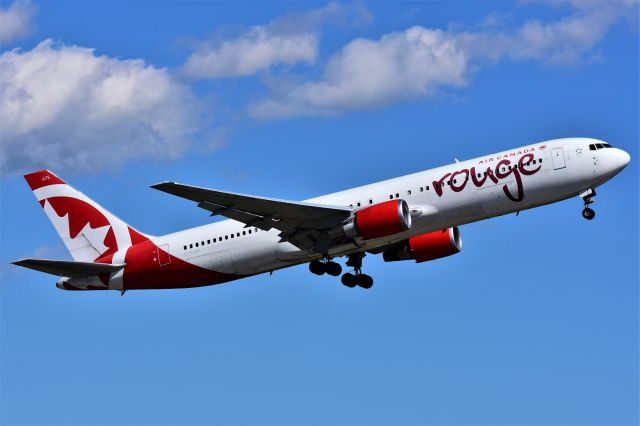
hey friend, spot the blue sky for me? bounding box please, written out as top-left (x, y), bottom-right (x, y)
top-left (0, 1), bottom-right (638, 425)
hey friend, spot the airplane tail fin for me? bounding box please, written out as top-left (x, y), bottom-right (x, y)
top-left (24, 170), bottom-right (150, 263)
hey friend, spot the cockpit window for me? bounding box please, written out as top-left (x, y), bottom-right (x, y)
top-left (589, 143), bottom-right (613, 151)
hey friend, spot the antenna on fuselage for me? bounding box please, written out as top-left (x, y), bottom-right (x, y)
top-left (454, 158), bottom-right (460, 163)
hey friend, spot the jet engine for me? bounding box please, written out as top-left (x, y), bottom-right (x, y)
top-left (383, 227), bottom-right (462, 263)
top-left (343, 199), bottom-right (412, 240)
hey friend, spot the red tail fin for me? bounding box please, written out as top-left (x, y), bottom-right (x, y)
top-left (24, 170), bottom-right (149, 262)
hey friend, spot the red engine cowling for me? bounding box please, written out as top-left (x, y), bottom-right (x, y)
top-left (383, 227), bottom-right (462, 263)
top-left (349, 199), bottom-right (412, 240)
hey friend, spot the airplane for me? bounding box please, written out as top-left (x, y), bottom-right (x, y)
top-left (12, 137), bottom-right (630, 292)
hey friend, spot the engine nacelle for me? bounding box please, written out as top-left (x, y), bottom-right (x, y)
top-left (383, 227), bottom-right (462, 263)
top-left (344, 199), bottom-right (412, 240)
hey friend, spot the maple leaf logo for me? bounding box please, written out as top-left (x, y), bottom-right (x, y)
top-left (539, 145), bottom-right (547, 150)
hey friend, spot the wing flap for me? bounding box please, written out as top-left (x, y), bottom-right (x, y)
top-left (13, 258), bottom-right (125, 277)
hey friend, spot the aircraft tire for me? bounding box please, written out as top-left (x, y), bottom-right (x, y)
top-left (358, 274), bottom-right (373, 289)
top-left (325, 261), bottom-right (342, 276)
top-left (341, 273), bottom-right (357, 288)
top-left (582, 207), bottom-right (595, 220)
top-left (309, 260), bottom-right (326, 275)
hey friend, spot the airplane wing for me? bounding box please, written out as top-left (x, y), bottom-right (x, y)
top-left (151, 181), bottom-right (353, 252)
top-left (13, 259), bottom-right (125, 277)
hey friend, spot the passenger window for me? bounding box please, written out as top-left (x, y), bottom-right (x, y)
top-left (453, 179), bottom-right (457, 184)
top-left (243, 231), bottom-right (246, 235)
top-left (195, 242), bottom-right (199, 247)
top-left (190, 244), bottom-right (193, 249)
top-left (207, 240), bottom-right (210, 244)
top-left (248, 230), bottom-right (252, 234)
top-left (407, 190), bottom-right (412, 195)
top-left (395, 193), bottom-right (399, 198)
top-left (357, 202), bottom-right (361, 207)
top-left (225, 236), bottom-right (228, 240)
top-left (539, 158), bottom-right (542, 163)
top-left (369, 199), bottom-right (373, 204)
top-left (237, 232), bottom-right (240, 237)
top-left (389, 195), bottom-right (393, 200)
top-left (231, 234), bottom-right (234, 238)
top-left (183, 245), bottom-right (187, 250)
top-left (426, 186), bottom-right (430, 190)
top-left (420, 187), bottom-right (423, 192)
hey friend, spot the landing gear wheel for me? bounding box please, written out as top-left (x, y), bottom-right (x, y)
top-left (582, 207), bottom-right (595, 220)
top-left (579, 188), bottom-right (596, 221)
top-left (325, 261), bottom-right (342, 277)
top-left (341, 273), bottom-right (357, 288)
top-left (309, 260), bottom-right (326, 275)
top-left (357, 274), bottom-right (373, 289)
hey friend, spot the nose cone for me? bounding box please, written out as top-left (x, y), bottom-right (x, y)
top-left (604, 148), bottom-right (631, 177)
top-left (617, 149), bottom-right (631, 169)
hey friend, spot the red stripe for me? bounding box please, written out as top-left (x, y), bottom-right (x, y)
top-left (24, 170), bottom-right (65, 190)
top-left (123, 240), bottom-right (241, 290)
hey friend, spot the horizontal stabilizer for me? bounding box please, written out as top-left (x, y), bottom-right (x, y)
top-left (12, 258), bottom-right (125, 277)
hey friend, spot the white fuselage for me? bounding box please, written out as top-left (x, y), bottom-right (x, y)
top-left (151, 137), bottom-right (629, 279)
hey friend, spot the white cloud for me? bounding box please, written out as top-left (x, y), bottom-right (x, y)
top-left (0, 40), bottom-right (203, 176)
top-left (180, 1), bottom-right (372, 79)
top-left (249, 0), bottom-right (636, 119)
top-left (250, 27), bottom-right (468, 119)
top-left (461, 0), bottom-right (637, 64)
top-left (0, 0), bottom-right (36, 43)
top-left (181, 28), bottom-right (318, 79)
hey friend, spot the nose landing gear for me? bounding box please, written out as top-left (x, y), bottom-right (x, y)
top-left (579, 188), bottom-right (596, 220)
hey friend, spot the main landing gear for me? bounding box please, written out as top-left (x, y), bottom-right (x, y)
top-left (342, 253), bottom-right (373, 289)
top-left (580, 188), bottom-right (596, 221)
top-left (309, 259), bottom-right (342, 276)
top-left (308, 253), bottom-right (374, 289)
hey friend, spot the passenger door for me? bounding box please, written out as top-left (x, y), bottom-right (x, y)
top-left (552, 147), bottom-right (566, 170)
top-left (158, 244), bottom-right (171, 266)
